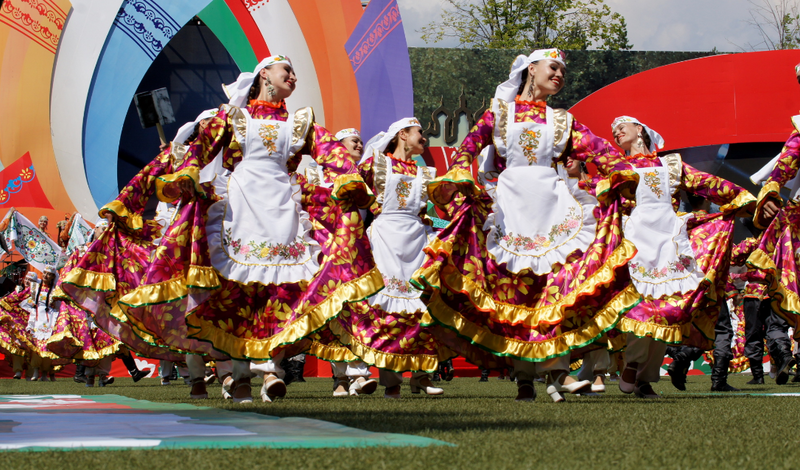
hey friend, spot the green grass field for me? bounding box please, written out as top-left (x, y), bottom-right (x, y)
top-left (2, 374), bottom-right (798, 470)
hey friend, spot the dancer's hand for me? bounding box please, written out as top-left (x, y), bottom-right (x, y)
top-left (758, 199), bottom-right (780, 226)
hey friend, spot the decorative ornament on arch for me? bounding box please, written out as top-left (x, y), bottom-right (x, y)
top-left (0, 0), bottom-right (66, 54)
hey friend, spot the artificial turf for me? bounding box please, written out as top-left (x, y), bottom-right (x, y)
top-left (1, 374), bottom-right (797, 469)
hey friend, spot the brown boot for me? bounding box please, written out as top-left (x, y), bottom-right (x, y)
top-left (190, 377), bottom-right (208, 399)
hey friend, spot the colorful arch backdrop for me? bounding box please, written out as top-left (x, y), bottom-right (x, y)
top-left (3, 0), bottom-right (397, 222)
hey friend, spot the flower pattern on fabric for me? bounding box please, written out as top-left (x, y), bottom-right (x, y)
top-left (643, 170), bottom-right (663, 198)
top-left (495, 206), bottom-right (580, 252)
top-left (384, 275), bottom-right (413, 294)
top-left (7, 222), bottom-right (61, 268)
top-left (395, 180), bottom-right (411, 209)
top-left (223, 228), bottom-right (310, 262)
top-left (630, 255), bottom-right (693, 280)
top-left (258, 123), bottom-right (279, 152)
top-left (519, 128), bottom-right (541, 165)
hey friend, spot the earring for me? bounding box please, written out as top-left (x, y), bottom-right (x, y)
top-left (636, 134), bottom-right (645, 150)
top-left (265, 76), bottom-right (276, 99)
top-left (526, 79), bottom-right (534, 99)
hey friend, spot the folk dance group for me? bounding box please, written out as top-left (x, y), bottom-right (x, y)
top-left (2, 49), bottom-right (798, 404)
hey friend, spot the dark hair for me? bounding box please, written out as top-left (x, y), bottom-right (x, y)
top-left (184, 122), bottom-right (201, 145)
top-left (638, 125), bottom-right (653, 152)
top-left (384, 126), bottom-right (415, 154)
top-left (517, 67), bottom-right (530, 97)
top-left (247, 73), bottom-right (263, 102)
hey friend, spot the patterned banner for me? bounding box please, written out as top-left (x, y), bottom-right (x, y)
top-left (0, 0), bottom-right (66, 54)
top-left (344, 0), bottom-right (412, 142)
top-left (2, 210), bottom-right (64, 271)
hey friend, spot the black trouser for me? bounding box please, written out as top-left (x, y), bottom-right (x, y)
top-left (744, 298), bottom-right (790, 362)
top-left (714, 300), bottom-right (734, 360)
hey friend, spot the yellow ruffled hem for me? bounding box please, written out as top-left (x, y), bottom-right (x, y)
top-left (0, 336), bottom-right (29, 356)
top-left (331, 174), bottom-right (376, 209)
top-left (100, 200), bottom-right (144, 232)
top-left (595, 169), bottom-right (639, 205)
top-left (616, 317), bottom-right (686, 344)
top-left (155, 167), bottom-right (202, 204)
top-left (719, 190), bottom-right (757, 217)
top-left (753, 181), bottom-right (782, 229)
top-left (747, 248), bottom-right (800, 326)
top-left (185, 267), bottom-right (384, 360)
top-left (328, 319), bottom-right (453, 373)
top-left (45, 330), bottom-right (121, 361)
top-left (305, 339), bottom-right (359, 363)
top-left (418, 237), bottom-right (637, 329)
top-left (427, 168), bottom-right (477, 207)
top-left (118, 266), bottom-right (220, 309)
top-left (422, 283), bottom-right (639, 362)
top-left (62, 267), bottom-right (116, 293)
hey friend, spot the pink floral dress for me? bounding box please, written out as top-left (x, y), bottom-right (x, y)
top-left (116, 100), bottom-right (380, 361)
top-left (747, 121), bottom-right (800, 331)
top-left (620, 153), bottom-right (755, 348)
top-left (412, 98), bottom-right (640, 363)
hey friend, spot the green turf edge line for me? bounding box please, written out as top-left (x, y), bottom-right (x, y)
top-left (197, 0), bottom-right (258, 72)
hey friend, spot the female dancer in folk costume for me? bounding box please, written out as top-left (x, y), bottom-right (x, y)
top-left (47, 219), bottom-right (154, 386)
top-left (746, 112), bottom-right (800, 383)
top-left (299, 127), bottom-right (381, 398)
top-left (0, 272), bottom-right (37, 379)
top-left (60, 117), bottom-right (196, 366)
top-left (120, 55), bottom-right (379, 404)
top-left (610, 116), bottom-right (755, 398)
top-left (109, 110), bottom-right (233, 399)
top-left (18, 267), bottom-right (63, 381)
top-left (413, 49), bottom-right (640, 403)
top-left (320, 119), bottom-right (465, 398)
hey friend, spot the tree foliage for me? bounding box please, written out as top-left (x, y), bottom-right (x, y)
top-left (420, 0), bottom-right (632, 51)
top-left (741, 0), bottom-right (800, 50)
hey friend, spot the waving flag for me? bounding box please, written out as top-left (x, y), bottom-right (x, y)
top-left (2, 210), bottom-right (64, 271)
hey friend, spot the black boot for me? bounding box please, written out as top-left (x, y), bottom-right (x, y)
top-left (771, 340), bottom-right (796, 385)
top-left (73, 364), bottom-right (86, 384)
top-left (479, 369), bottom-right (489, 382)
top-left (666, 346), bottom-right (691, 391)
top-left (746, 359), bottom-right (765, 384)
top-left (710, 354), bottom-right (740, 392)
top-left (793, 354), bottom-right (800, 382)
top-left (280, 358), bottom-right (296, 386)
top-left (294, 358), bottom-right (306, 383)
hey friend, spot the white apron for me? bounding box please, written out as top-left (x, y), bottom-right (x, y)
top-left (207, 108), bottom-right (321, 285)
top-left (368, 154), bottom-right (435, 313)
top-left (24, 293), bottom-right (58, 342)
top-left (484, 99), bottom-right (592, 274)
top-left (624, 155), bottom-right (704, 298)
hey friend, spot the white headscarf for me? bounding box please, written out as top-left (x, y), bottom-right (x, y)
top-left (361, 118), bottom-right (421, 164)
top-left (335, 128), bottom-right (361, 141)
top-left (494, 48), bottom-right (566, 102)
top-left (610, 116), bottom-right (665, 153)
top-left (173, 109), bottom-right (219, 146)
top-left (223, 55), bottom-right (293, 108)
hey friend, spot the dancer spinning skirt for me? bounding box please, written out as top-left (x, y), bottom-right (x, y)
top-left (118, 56), bottom-right (379, 403)
top-left (47, 235), bottom-right (121, 362)
top-left (0, 273), bottom-right (36, 375)
top-left (412, 49), bottom-right (640, 402)
top-left (320, 119), bottom-right (465, 397)
top-left (610, 116), bottom-right (755, 398)
top-left (61, 142), bottom-right (189, 363)
top-left (748, 114), bottom-right (800, 330)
